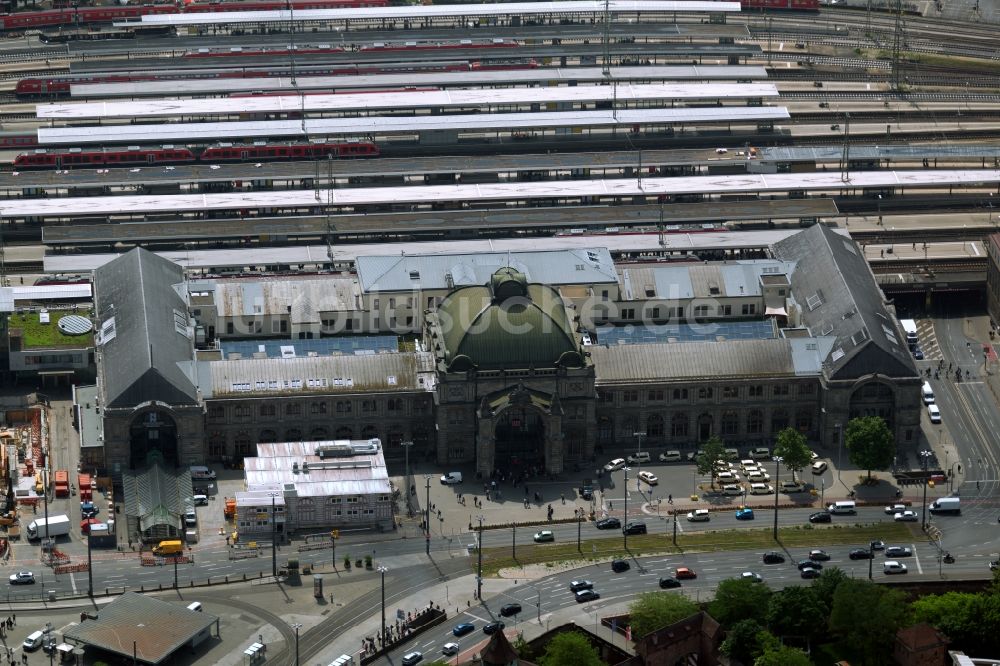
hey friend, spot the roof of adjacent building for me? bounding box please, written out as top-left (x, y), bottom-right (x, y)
top-left (619, 259), bottom-right (794, 300)
top-left (62, 592), bottom-right (216, 665)
top-left (356, 247), bottom-right (617, 293)
top-left (896, 623), bottom-right (949, 651)
top-left (211, 275), bottom-right (359, 318)
top-left (199, 351), bottom-right (434, 398)
top-left (772, 224), bottom-right (918, 380)
top-left (122, 463), bottom-right (195, 533)
top-left (429, 268), bottom-right (586, 372)
top-left (591, 337), bottom-right (832, 383)
top-left (93, 248), bottom-right (198, 408)
top-left (241, 439), bottom-right (391, 499)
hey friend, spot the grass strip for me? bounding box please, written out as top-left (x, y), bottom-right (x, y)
top-left (478, 522), bottom-right (916, 577)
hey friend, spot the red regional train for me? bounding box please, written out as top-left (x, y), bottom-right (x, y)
top-left (0, 0), bottom-right (388, 30)
top-left (13, 141), bottom-right (380, 169)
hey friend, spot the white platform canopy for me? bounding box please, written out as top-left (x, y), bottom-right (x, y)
top-left (7, 170), bottom-right (998, 218)
top-left (118, 1), bottom-right (742, 26)
top-left (40, 83), bottom-right (779, 120)
top-left (37, 107), bottom-right (789, 144)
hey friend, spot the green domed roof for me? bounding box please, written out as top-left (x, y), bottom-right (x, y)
top-left (433, 268), bottom-right (585, 372)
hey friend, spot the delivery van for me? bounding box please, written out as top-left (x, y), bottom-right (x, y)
top-left (189, 466), bottom-right (216, 480)
top-left (153, 540), bottom-right (184, 556)
top-left (922, 382), bottom-right (935, 405)
top-left (827, 500), bottom-right (857, 515)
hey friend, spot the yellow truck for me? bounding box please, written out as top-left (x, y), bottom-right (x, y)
top-left (152, 540), bottom-right (184, 557)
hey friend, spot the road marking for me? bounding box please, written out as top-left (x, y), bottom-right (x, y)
top-left (913, 546), bottom-right (923, 574)
top-left (464, 612), bottom-right (489, 624)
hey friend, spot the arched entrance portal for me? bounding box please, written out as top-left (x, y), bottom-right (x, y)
top-left (494, 406), bottom-right (546, 469)
top-left (129, 409), bottom-right (178, 469)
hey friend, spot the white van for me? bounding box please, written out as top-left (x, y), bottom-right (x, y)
top-left (749, 483), bottom-right (774, 495)
top-left (828, 500), bottom-right (856, 515)
top-left (189, 466), bottom-right (216, 480)
top-left (928, 404), bottom-right (941, 423)
top-left (186, 601), bottom-right (203, 612)
top-left (921, 382), bottom-right (935, 405)
top-left (627, 451), bottom-right (651, 464)
top-left (658, 450), bottom-right (682, 462)
top-left (23, 631), bottom-right (44, 651)
top-left (687, 509), bottom-right (711, 522)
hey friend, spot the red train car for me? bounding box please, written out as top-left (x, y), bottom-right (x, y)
top-left (740, 0), bottom-right (819, 10)
top-left (184, 46), bottom-right (345, 57)
top-left (14, 147), bottom-right (196, 168)
top-left (359, 39), bottom-right (521, 52)
top-left (200, 141), bottom-right (379, 161)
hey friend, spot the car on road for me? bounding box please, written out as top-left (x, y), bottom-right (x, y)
top-left (687, 509), bottom-right (710, 522)
top-left (638, 471), bottom-right (658, 486)
top-left (8, 571), bottom-right (34, 585)
top-left (741, 572), bottom-right (763, 583)
top-left (808, 511), bottom-right (832, 524)
top-left (762, 551), bottom-right (786, 565)
top-left (798, 559), bottom-right (822, 571)
top-left (675, 567), bottom-right (697, 580)
top-left (440, 472), bottom-right (462, 485)
top-left (808, 549), bottom-right (831, 561)
top-left (575, 589), bottom-right (601, 603)
top-left (884, 560), bottom-right (908, 575)
top-left (990, 560), bottom-right (999, 571)
top-left (596, 517), bottom-right (621, 530)
top-left (894, 510), bottom-right (919, 522)
top-left (402, 652), bottom-right (423, 666)
top-left (885, 546), bottom-right (913, 558)
top-left (483, 621), bottom-right (505, 635)
top-left (849, 548), bottom-right (874, 560)
top-left (871, 540), bottom-right (886, 551)
top-left (811, 461), bottom-right (828, 474)
top-left (441, 643), bottom-right (460, 656)
top-left (884, 504), bottom-right (907, 515)
top-left (687, 449), bottom-right (703, 461)
top-left (800, 567), bottom-right (821, 579)
top-left (80, 502), bottom-right (99, 518)
top-left (716, 148), bottom-right (729, 154)
top-left (452, 623), bottom-right (475, 637)
top-left (500, 603), bottom-right (522, 617)
top-left (604, 458), bottom-right (626, 472)
top-left (627, 452), bottom-right (651, 465)
top-left (533, 530), bottom-right (554, 543)
top-left (658, 450), bottom-right (682, 462)
top-left (781, 481), bottom-right (806, 493)
top-left (623, 522), bottom-right (647, 535)
top-left (928, 404), bottom-right (941, 423)
top-left (659, 576), bottom-right (681, 589)
top-left (611, 559), bottom-right (631, 573)
top-left (735, 508), bottom-right (755, 520)
top-left (569, 580), bottom-right (593, 592)
top-left (913, 348), bottom-right (925, 360)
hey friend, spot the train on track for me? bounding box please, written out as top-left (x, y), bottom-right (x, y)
top-left (2, 0), bottom-right (816, 31)
top-left (181, 38), bottom-right (520, 58)
top-left (12, 141), bottom-right (380, 168)
top-left (14, 58), bottom-right (538, 99)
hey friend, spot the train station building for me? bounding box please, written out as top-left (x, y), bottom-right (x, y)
top-left (79, 224), bottom-right (922, 480)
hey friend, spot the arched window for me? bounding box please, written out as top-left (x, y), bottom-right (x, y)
top-left (361, 425), bottom-right (378, 440)
top-left (309, 427), bottom-right (329, 441)
top-left (285, 428), bottom-right (302, 442)
top-left (671, 412), bottom-right (689, 438)
top-left (335, 426), bottom-right (354, 439)
top-left (771, 408), bottom-right (790, 433)
top-left (647, 414), bottom-right (664, 437)
top-left (721, 411), bottom-right (739, 436)
top-left (747, 409), bottom-right (763, 435)
top-left (258, 429), bottom-right (277, 444)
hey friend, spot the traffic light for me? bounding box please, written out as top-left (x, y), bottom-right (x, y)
top-left (330, 530), bottom-right (340, 539)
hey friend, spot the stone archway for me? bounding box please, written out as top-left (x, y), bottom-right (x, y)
top-left (128, 407), bottom-right (178, 469)
top-left (697, 413), bottom-right (714, 442)
top-left (494, 405), bottom-right (546, 469)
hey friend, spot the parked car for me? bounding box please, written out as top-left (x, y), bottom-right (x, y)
top-left (686, 449), bottom-right (703, 461)
top-left (569, 580), bottom-right (593, 592)
top-left (749, 447), bottom-right (771, 460)
top-left (781, 481), bottom-right (806, 493)
top-left (533, 530), bottom-right (554, 543)
top-left (623, 522), bottom-right (647, 535)
top-left (749, 483), bottom-right (774, 495)
top-left (717, 471), bottom-right (741, 483)
top-left (658, 450), bottom-right (682, 462)
top-left (80, 502), bottom-right (99, 518)
top-left (658, 576), bottom-right (681, 589)
top-left (453, 623), bottom-right (475, 637)
top-left (440, 472), bottom-right (462, 485)
top-left (762, 552), bottom-right (785, 565)
top-left (884, 560), bottom-right (908, 575)
top-left (638, 471), bottom-right (658, 486)
top-left (928, 404), bottom-right (941, 423)
top-left (596, 517), bottom-right (621, 530)
top-left (885, 546), bottom-right (912, 558)
top-left (849, 549), bottom-right (874, 560)
top-left (808, 549), bottom-right (831, 561)
top-left (8, 571), bottom-right (34, 585)
top-left (675, 567), bottom-right (697, 580)
top-left (809, 511), bottom-right (832, 524)
top-left (500, 603), bottom-right (522, 617)
top-left (575, 589), bottom-right (600, 603)
top-left (811, 461), bottom-right (828, 474)
top-left (871, 540), bottom-right (886, 551)
top-left (627, 452), bottom-right (650, 465)
top-left (721, 484), bottom-right (744, 496)
top-left (747, 470), bottom-right (771, 482)
top-left (611, 559), bottom-right (630, 573)
top-left (603, 458), bottom-right (626, 472)
top-left (894, 510), bottom-right (919, 522)
top-left (735, 508), bottom-right (755, 520)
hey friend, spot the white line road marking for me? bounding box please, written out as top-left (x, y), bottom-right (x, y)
top-left (464, 612), bottom-right (489, 624)
top-left (69, 573), bottom-right (77, 595)
top-left (913, 546), bottom-right (923, 574)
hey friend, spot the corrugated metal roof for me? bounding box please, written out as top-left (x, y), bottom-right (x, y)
top-left (357, 247), bottom-right (616, 292)
top-left (10, 284), bottom-right (92, 301)
top-left (64, 592), bottom-right (217, 665)
top-left (214, 276), bottom-right (357, 317)
top-left (242, 439), bottom-right (391, 499)
top-left (203, 351), bottom-right (429, 398)
top-left (623, 259), bottom-right (795, 300)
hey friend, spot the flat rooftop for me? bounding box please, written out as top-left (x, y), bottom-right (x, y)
top-left (220, 336), bottom-right (399, 359)
top-left (595, 320), bottom-right (777, 345)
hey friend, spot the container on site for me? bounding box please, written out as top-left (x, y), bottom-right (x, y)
top-left (54, 470), bottom-right (69, 498)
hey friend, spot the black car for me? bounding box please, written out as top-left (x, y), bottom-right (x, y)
top-left (808, 511), bottom-right (832, 524)
top-left (499, 603), bottom-right (522, 617)
top-left (849, 548), bottom-right (874, 560)
top-left (596, 517), bottom-right (621, 530)
top-left (658, 576), bottom-right (681, 589)
top-left (483, 621), bottom-right (505, 635)
top-left (808, 549), bottom-right (831, 561)
top-left (575, 589), bottom-right (600, 603)
top-left (797, 559), bottom-right (822, 571)
top-left (762, 551), bottom-right (786, 565)
top-left (611, 559), bottom-right (630, 573)
top-left (800, 567), bottom-right (821, 579)
top-left (569, 580), bottom-right (593, 592)
top-left (623, 522), bottom-right (647, 535)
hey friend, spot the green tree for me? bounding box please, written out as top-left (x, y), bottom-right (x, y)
top-left (719, 619), bottom-right (773, 665)
top-left (766, 586), bottom-right (827, 644)
top-left (830, 578), bottom-right (910, 665)
top-left (773, 428), bottom-right (812, 482)
top-left (845, 416), bottom-right (895, 481)
top-left (696, 436), bottom-right (726, 489)
top-left (810, 566), bottom-right (849, 611)
top-left (628, 591), bottom-right (699, 640)
top-left (754, 644), bottom-right (812, 666)
top-left (708, 578), bottom-right (772, 627)
top-left (538, 631), bottom-right (602, 666)
top-left (911, 591), bottom-right (983, 653)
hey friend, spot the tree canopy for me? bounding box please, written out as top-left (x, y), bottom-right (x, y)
top-left (754, 644), bottom-right (812, 666)
top-left (708, 578), bottom-right (772, 627)
top-left (766, 586), bottom-right (828, 644)
top-left (810, 566), bottom-right (849, 611)
top-left (720, 619), bottom-right (773, 665)
top-left (844, 416), bottom-right (895, 480)
top-left (627, 591), bottom-right (699, 640)
top-left (538, 631), bottom-right (603, 666)
top-left (830, 578), bottom-right (910, 664)
top-left (773, 428), bottom-right (812, 481)
top-left (696, 436), bottom-right (726, 489)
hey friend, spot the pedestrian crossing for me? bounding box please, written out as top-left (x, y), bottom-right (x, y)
top-left (916, 319), bottom-right (943, 360)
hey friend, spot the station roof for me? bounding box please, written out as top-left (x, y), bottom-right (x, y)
top-left (40, 83), bottom-right (778, 120)
top-left (9, 169), bottom-right (995, 218)
top-left (72, 65), bottom-right (769, 97)
top-left (44, 228), bottom-right (845, 273)
top-left (120, 1), bottom-right (742, 26)
top-left (37, 107), bottom-right (788, 145)
top-left (762, 145), bottom-right (1000, 161)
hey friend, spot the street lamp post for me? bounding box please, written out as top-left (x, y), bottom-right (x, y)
top-left (424, 475), bottom-right (431, 556)
top-left (623, 463), bottom-right (630, 550)
top-left (377, 565), bottom-right (388, 649)
top-left (576, 508), bottom-right (582, 553)
top-left (773, 456), bottom-right (783, 540)
top-left (512, 524), bottom-right (516, 561)
top-left (868, 539), bottom-right (880, 580)
top-left (920, 450), bottom-right (933, 529)
top-left (268, 491), bottom-right (281, 578)
top-left (401, 441), bottom-right (414, 512)
top-left (835, 422), bottom-right (843, 489)
top-left (291, 623), bottom-right (302, 666)
top-left (633, 431), bottom-right (646, 489)
top-left (820, 478), bottom-right (825, 507)
top-left (476, 515), bottom-right (484, 601)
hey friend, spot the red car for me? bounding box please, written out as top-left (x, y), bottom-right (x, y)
top-left (675, 567), bottom-right (697, 580)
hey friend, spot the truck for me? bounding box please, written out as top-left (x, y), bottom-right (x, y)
top-left (77, 474), bottom-right (92, 502)
top-left (929, 497), bottom-right (961, 515)
top-left (152, 540), bottom-right (184, 557)
top-left (900, 319), bottom-right (919, 347)
top-left (26, 514), bottom-right (71, 540)
top-left (54, 470), bottom-right (69, 498)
